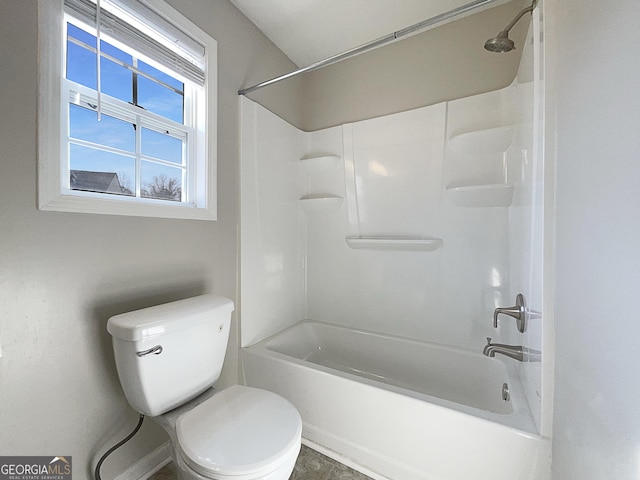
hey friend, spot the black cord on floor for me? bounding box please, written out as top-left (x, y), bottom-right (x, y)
top-left (95, 414), bottom-right (145, 480)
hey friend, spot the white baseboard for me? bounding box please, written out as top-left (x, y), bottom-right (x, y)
top-left (113, 442), bottom-right (172, 480)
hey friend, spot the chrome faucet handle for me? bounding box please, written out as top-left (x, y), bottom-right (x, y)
top-left (493, 293), bottom-right (527, 333)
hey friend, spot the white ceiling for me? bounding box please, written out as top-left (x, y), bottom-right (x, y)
top-left (230, 0), bottom-right (500, 67)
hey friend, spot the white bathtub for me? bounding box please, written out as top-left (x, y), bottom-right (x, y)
top-left (241, 321), bottom-right (550, 480)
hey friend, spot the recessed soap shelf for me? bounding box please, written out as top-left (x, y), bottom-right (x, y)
top-left (448, 126), bottom-right (514, 155)
top-left (345, 235), bottom-right (443, 251)
top-left (299, 194), bottom-right (343, 214)
top-left (445, 184), bottom-right (514, 207)
top-left (299, 154), bottom-right (341, 176)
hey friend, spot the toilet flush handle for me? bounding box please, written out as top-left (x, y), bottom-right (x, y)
top-left (136, 345), bottom-right (163, 357)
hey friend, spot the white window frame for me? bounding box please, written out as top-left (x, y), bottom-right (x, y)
top-left (37, 0), bottom-right (217, 221)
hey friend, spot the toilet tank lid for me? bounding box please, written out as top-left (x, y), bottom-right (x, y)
top-left (107, 295), bottom-right (234, 342)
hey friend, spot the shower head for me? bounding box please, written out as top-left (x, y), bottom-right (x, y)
top-left (484, 2), bottom-right (534, 53)
top-left (484, 31), bottom-right (516, 53)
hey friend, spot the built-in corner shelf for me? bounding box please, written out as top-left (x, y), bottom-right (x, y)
top-left (445, 184), bottom-right (514, 207)
top-left (448, 126), bottom-right (514, 155)
top-left (345, 235), bottom-right (443, 251)
top-left (300, 154), bottom-right (341, 176)
top-left (299, 194), bottom-right (343, 214)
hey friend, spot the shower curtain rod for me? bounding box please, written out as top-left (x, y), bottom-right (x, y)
top-left (238, 0), bottom-right (501, 96)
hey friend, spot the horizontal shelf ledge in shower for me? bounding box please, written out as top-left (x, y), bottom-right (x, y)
top-left (345, 235), bottom-right (443, 251)
top-left (448, 126), bottom-right (514, 155)
top-left (445, 184), bottom-right (514, 207)
top-left (300, 154), bottom-right (341, 176)
top-left (299, 194), bottom-right (343, 214)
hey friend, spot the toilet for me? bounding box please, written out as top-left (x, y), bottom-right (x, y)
top-left (106, 295), bottom-right (302, 480)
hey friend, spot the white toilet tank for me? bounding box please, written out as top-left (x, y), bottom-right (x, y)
top-left (107, 295), bottom-right (234, 417)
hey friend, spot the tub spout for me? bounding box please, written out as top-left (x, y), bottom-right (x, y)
top-left (483, 337), bottom-right (541, 362)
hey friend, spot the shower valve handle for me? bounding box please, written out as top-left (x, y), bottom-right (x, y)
top-left (493, 294), bottom-right (527, 333)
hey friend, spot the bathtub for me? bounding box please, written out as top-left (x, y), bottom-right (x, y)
top-left (241, 321), bottom-right (551, 480)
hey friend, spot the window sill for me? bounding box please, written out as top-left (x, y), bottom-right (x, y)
top-left (38, 192), bottom-right (217, 221)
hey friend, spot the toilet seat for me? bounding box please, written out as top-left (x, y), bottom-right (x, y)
top-left (176, 385), bottom-right (302, 480)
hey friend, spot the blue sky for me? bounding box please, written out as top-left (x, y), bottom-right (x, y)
top-left (67, 22), bottom-right (185, 197)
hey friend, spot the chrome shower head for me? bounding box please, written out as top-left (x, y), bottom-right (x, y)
top-left (484, 3), bottom-right (534, 53)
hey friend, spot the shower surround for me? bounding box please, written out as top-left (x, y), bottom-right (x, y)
top-left (239, 10), bottom-right (549, 480)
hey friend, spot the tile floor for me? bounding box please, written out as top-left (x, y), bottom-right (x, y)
top-left (148, 445), bottom-right (373, 480)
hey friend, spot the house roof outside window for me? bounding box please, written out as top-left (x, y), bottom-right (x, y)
top-left (70, 170), bottom-right (130, 195)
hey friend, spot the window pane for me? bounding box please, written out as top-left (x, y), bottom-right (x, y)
top-left (69, 103), bottom-right (135, 153)
top-left (101, 57), bottom-right (133, 103)
top-left (141, 162), bottom-right (183, 202)
top-left (67, 41), bottom-right (97, 89)
top-left (101, 40), bottom-right (132, 66)
top-left (139, 61), bottom-right (183, 92)
top-left (141, 128), bottom-right (183, 164)
top-left (68, 23), bottom-right (96, 48)
top-left (138, 76), bottom-right (184, 124)
top-left (69, 144), bottom-right (135, 196)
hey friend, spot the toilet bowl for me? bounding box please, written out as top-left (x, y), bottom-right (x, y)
top-left (156, 385), bottom-right (301, 480)
top-left (106, 295), bottom-right (302, 480)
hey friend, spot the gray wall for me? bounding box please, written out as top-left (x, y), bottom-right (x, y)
top-left (550, 0), bottom-right (640, 478)
top-left (298, 0), bottom-right (529, 131)
top-left (0, 1), bottom-right (301, 478)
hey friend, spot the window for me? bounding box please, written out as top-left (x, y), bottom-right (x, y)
top-left (38, 0), bottom-right (217, 220)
